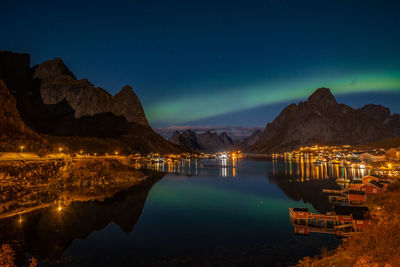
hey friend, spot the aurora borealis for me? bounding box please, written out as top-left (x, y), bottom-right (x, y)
top-left (148, 72), bottom-right (400, 125)
top-left (3, 0), bottom-right (400, 127)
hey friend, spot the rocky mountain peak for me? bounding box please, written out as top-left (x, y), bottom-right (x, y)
top-left (33, 57), bottom-right (149, 127)
top-left (117, 85), bottom-right (135, 96)
top-left (33, 57), bottom-right (75, 80)
top-left (112, 85), bottom-right (149, 126)
top-left (307, 87), bottom-right (337, 108)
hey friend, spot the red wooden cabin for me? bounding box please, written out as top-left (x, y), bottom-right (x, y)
top-left (347, 190), bottom-right (367, 205)
top-left (358, 180), bottom-right (384, 195)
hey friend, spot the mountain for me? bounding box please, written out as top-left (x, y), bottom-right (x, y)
top-left (156, 125), bottom-right (263, 140)
top-left (239, 130), bottom-right (262, 147)
top-left (0, 50), bottom-right (180, 153)
top-left (250, 87), bottom-right (400, 152)
top-left (169, 130), bottom-right (203, 151)
top-left (35, 58), bottom-right (149, 126)
top-left (169, 130), bottom-right (235, 152)
top-left (0, 79), bottom-right (49, 152)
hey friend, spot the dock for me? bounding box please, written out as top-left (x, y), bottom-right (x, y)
top-left (289, 206), bottom-right (372, 235)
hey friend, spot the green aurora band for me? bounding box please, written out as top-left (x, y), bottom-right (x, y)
top-left (146, 72), bottom-right (400, 125)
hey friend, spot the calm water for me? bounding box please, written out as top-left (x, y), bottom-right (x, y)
top-left (1, 159), bottom-right (349, 266)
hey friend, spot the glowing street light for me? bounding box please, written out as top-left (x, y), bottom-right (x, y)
top-left (20, 146), bottom-right (24, 153)
top-left (59, 147), bottom-right (63, 153)
top-left (115, 151), bottom-right (119, 156)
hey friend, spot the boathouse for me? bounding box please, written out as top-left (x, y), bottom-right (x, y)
top-left (289, 206), bottom-right (371, 231)
top-left (334, 206), bottom-right (371, 231)
top-left (348, 179), bottom-right (363, 189)
top-left (359, 180), bottom-right (384, 195)
top-left (347, 190), bottom-right (367, 205)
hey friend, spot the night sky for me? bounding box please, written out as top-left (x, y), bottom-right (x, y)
top-left (3, 0), bottom-right (400, 127)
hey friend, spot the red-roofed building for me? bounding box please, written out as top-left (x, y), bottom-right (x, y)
top-left (358, 180), bottom-right (385, 195)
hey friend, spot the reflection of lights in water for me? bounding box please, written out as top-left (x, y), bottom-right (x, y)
top-left (18, 215), bottom-right (22, 224)
top-left (220, 167), bottom-right (228, 177)
top-left (221, 158), bottom-right (227, 166)
top-left (232, 167), bottom-right (236, 177)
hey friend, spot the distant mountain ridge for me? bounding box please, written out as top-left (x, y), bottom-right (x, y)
top-left (156, 125), bottom-right (263, 140)
top-left (0, 50), bottom-right (180, 153)
top-left (250, 88), bottom-right (400, 152)
top-left (169, 130), bottom-right (235, 152)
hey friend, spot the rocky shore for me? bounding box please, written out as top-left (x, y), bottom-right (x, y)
top-left (0, 158), bottom-right (155, 220)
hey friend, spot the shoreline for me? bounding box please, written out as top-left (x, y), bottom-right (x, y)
top-left (0, 157), bottom-right (161, 221)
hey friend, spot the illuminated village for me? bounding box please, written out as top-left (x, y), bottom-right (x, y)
top-left (271, 145), bottom-right (400, 237)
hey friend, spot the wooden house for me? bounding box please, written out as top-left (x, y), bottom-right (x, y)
top-left (359, 180), bottom-right (384, 195)
top-left (347, 190), bottom-right (367, 205)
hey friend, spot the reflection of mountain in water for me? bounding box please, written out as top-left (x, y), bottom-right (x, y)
top-left (268, 161), bottom-right (341, 213)
top-left (0, 172), bottom-right (165, 265)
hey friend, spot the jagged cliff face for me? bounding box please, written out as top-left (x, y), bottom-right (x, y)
top-left (112, 85), bottom-right (149, 126)
top-left (35, 58), bottom-right (149, 127)
top-left (251, 88), bottom-right (400, 152)
top-left (0, 80), bottom-right (32, 138)
top-left (0, 80), bottom-right (48, 151)
top-left (169, 130), bottom-right (235, 152)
